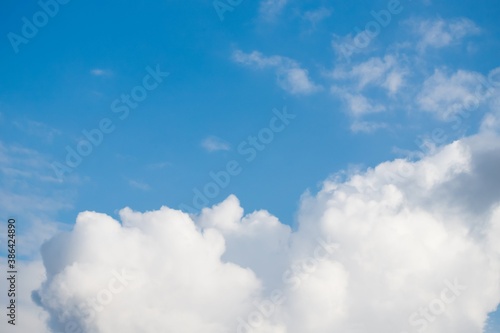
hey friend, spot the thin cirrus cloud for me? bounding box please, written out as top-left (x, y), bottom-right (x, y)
top-left (233, 50), bottom-right (322, 95)
top-left (30, 125), bottom-right (500, 333)
top-left (201, 136), bottom-right (231, 152)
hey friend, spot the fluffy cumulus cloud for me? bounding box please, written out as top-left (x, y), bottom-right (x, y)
top-left (233, 50), bottom-right (321, 95)
top-left (31, 125), bottom-right (500, 332)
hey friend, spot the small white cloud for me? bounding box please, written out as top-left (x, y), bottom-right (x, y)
top-left (417, 69), bottom-right (488, 119)
top-left (259, 0), bottom-right (288, 21)
top-left (233, 50), bottom-right (321, 95)
top-left (201, 136), bottom-right (231, 152)
top-left (409, 17), bottom-right (481, 52)
top-left (331, 26), bottom-right (381, 61)
top-left (303, 7), bottom-right (332, 26)
top-left (332, 55), bottom-right (406, 95)
top-left (331, 87), bottom-right (385, 117)
top-left (233, 50), bottom-right (282, 68)
top-left (90, 68), bottom-right (113, 77)
top-left (128, 180), bottom-right (150, 191)
top-left (277, 67), bottom-right (321, 95)
top-left (331, 33), bottom-right (363, 61)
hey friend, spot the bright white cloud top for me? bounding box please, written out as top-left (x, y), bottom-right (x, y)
top-left (29, 128), bottom-right (500, 333)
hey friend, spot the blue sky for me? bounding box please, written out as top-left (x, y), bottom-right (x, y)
top-left (1, 0), bottom-right (499, 224)
top-left (1, 0), bottom-right (500, 332)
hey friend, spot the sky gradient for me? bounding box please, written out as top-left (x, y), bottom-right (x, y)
top-left (1, 0), bottom-right (500, 332)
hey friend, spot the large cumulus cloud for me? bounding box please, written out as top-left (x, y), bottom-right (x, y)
top-left (34, 131), bottom-right (500, 333)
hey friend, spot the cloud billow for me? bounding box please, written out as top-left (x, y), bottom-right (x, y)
top-left (34, 132), bottom-right (500, 333)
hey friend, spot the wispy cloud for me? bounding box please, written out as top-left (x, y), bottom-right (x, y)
top-left (331, 87), bottom-right (386, 117)
top-left (332, 55), bottom-right (407, 95)
top-left (417, 69), bottom-right (488, 119)
top-left (408, 17), bottom-right (481, 52)
top-left (90, 68), bottom-right (113, 77)
top-left (259, 0), bottom-right (288, 21)
top-left (128, 179), bottom-right (151, 191)
top-left (13, 119), bottom-right (61, 143)
top-left (233, 50), bottom-right (321, 95)
top-left (350, 120), bottom-right (388, 133)
top-left (329, 54), bottom-right (406, 126)
top-left (302, 7), bottom-right (332, 27)
top-left (0, 141), bottom-right (75, 257)
top-left (201, 136), bottom-right (231, 152)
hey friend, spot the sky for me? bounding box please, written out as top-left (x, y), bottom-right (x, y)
top-left (1, 0), bottom-right (500, 332)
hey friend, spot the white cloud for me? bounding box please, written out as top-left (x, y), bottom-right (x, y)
top-left (36, 207), bottom-right (262, 333)
top-left (33, 129), bottom-right (500, 333)
top-left (417, 69), bottom-right (491, 120)
top-left (233, 50), bottom-right (321, 95)
top-left (329, 54), bottom-right (407, 128)
top-left (201, 136), bottom-right (231, 152)
top-left (332, 55), bottom-right (407, 94)
top-left (331, 87), bottom-right (385, 117)
top-left (259, 0), bottom-right (288, 21)
top-left (331, 32), bottom-right (368, 61)
top-left (409, 17), bottom-right (481, 51)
